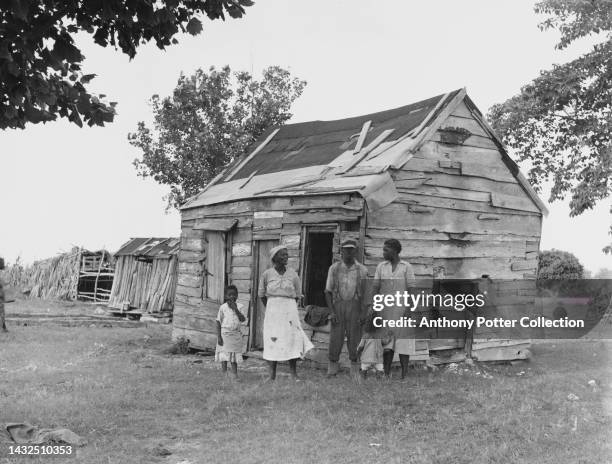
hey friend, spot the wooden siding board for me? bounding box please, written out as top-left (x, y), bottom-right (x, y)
top-left (460, 162), bottom-right (518, 184)
top-left (397, 184), bottom-right (490, 202)
top-left (397, 193), bottom-right (538, 217)
top-left (491, 192), bottom-right (540, 214)
top-left (365, 228), bottom-right (539, 242)
top-left (367, 203), bottom-right (541, 236)
top-left (417, 141), bottom-right (502, 165)
top-left (364, 238), bottom-right (526, 259)
top-left (431, 130), bottom-right (499, 150)
top-left (284, 211), bottom-right (360, 223)
top-left (393, 171), bottom-right (527, 197)
top-left (182, 195), bottom-right (359, 220)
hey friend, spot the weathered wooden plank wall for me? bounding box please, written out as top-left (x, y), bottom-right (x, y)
top-left (362, 100), bottom-right (542, 360)
top-left (365, 101), bottom-right (542, 281)
top-left (108, 255), bottom-right (177, 312)
top-left (172, 194), bottom-right (365, 351)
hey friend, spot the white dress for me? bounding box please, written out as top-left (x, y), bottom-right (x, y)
top-left (215, 302), bottom-right (247, 363)
top-left (258, 268), bottom-right (314, 361)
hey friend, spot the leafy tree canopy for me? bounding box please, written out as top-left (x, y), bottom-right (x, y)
top-left (594, 267), bottom-right (612, 278)
top-left (538, 249), bottom-right (585, 279)
top-left (487, 0), bottom-right (612, 253)
top-left (129, 65), bottom-right (306, 209)
top-left (0, 0), bottom-right (253, 129)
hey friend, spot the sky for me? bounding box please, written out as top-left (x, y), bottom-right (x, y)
top-left (1, 0), bottom-right (610, 273)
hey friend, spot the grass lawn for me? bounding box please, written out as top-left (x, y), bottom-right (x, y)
top-left (1, 296), bottom-right (611, 464)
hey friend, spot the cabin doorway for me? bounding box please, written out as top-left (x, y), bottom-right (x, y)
top-left (428, 279), bottom-right (480, 351)
top-left (250, 239), bottom-right (279, 350)
top-left (302, 228), bottom-right (335, 307)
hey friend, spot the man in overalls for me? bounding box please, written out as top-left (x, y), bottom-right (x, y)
top-left (324, 239), bottom-right (367, 378)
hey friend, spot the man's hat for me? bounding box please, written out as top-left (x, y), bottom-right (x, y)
top-left (340, 239), bottom-right (357, 248)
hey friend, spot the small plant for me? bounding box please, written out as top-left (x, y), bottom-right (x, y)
top-left (168, 336), bottom-right (190, 355)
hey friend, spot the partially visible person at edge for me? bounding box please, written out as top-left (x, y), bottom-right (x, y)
top-left (215, 284), bottom-right (248, 380)
top-left (258, 245), bottom-right (314, 381)
top-left (324, 239), bottom-right (367, 379)
top-left (0, 257), bottom-right (6, 332)
top-left (371, 238), bottom-right (416, 379)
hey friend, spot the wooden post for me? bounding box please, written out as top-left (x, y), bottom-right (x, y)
top-left (93, 251), bottom-right (104, 302)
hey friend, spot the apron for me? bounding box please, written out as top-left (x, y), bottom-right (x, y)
top-left (263, 297), bottom-right (314, 361)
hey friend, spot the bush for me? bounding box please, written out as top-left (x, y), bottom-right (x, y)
top-left (167, 336), bottom-right (190, 355)
top-left (538, 249), bottom-right (584, 279)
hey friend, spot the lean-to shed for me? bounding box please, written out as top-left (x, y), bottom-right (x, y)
top-left (2, 247), bottom-right (114, 302)
top-left (108, 237), bottom-right (179, 313)
top-left (172, 88), bottom-right (548, 364)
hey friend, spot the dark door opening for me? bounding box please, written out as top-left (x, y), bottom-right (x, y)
top-left (303, 232), bottom-right (334, 307)
top-left (429, 279), bottom-right (480, 349)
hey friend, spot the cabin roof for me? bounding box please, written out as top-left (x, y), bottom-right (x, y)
top-left (182, 89), bottom-right (547, 215)
top-left (115, 237), bottom-right (180, 257)
top-left (224, 91), bottom-right (456, 180)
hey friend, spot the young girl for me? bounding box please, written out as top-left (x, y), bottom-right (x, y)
top-left (215, 285), bottom-right (247, 379)
top-left (356, 317), bottom-right (394, 380)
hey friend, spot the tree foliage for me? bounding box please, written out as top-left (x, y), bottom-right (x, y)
top-left (594, 267), bottom-right (612, 278)
top-left (538, 249), bottom-right (585, 279)
top-left (0, 0), bottom-right (253, 129)
top-left (129, 65), bottom-right (306, 209)
top-left (487, 0), bottom-right (612, 253)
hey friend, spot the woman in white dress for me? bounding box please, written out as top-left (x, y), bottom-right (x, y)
top-left (258, 245), bottom-right (314, 381)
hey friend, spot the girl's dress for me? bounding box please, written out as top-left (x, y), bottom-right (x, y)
top-left (215, 302), bottom-right (247, 363)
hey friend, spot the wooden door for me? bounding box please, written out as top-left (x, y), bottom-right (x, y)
top-left (251, 239), bottom-right (278, 350)
top-left (205, 231), bottom-right (226, 303)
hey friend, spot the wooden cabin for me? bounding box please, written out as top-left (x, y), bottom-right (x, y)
top-left (108, 237), bottom-right (179, 314)
top-left (172, 89), bottom-right (548, 364)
